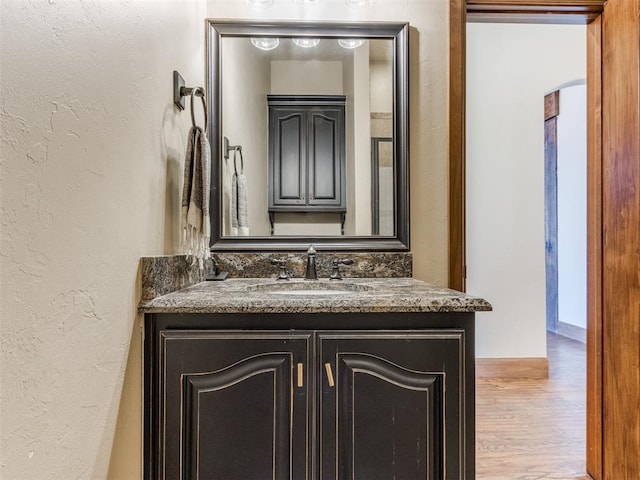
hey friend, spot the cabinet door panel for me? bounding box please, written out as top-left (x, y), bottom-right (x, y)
top-left (183, 354), bottom-right (289, 479)
top-left (337, 354), bottom-right (441, 480)
top-left (268, 96), bottom-right (346, 213)
top-left (319, 331), bottom-right (467, 480)
top-left (270, 109), bottom-right (306, 206)
top-left (309, 109), bottom-right (344, 206)
top-left (160, 331), bottom-right (311, 480)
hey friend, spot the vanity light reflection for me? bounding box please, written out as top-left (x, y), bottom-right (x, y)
top-left (292, 38), bottom-right (321, 48)
top-left (345, 0), bottom-right (375, 6)
top-left (250, 38), bottom-right (365, 51)
top-left (251, 38), bottom-right (280, 51)
top-left (338, 39), bottom-right (365, 49)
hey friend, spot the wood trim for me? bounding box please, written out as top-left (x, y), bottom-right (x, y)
top-left (455, 1), bottom-right (605, 478)
top-left (468, 0), bottom-right (604, 23)
top-left (544, 90), bottom-right (560, 120)
top-left (468, 13), bottom-right (598, 24)
top-left (601, 1), bottom-right (640, 478)
top-left (468, 0), bottom-right (604, 7)
top-left (449, 0), bottom-right (466, 291)
top-left (476, 358), bottom-right (549, 378)
top-left (586, 15), bottom-right (603, 480)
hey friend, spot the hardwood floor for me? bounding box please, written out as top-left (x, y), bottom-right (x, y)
top-left (476, 333), bottom-right (588, 480)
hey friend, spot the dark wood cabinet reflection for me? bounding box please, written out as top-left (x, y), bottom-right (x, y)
top-left (268, 95), bottom-right (346, 235)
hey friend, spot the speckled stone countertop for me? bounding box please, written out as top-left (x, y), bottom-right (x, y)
top-left (139, 278), bottom-right (492, 314)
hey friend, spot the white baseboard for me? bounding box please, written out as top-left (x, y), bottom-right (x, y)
top-left (557, 321), bottom-right (587, 343)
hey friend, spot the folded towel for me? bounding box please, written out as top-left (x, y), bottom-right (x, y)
top-left (231, 149), bottom-right (249, 236)
top-left (181, 126), bottom-right (211, 268)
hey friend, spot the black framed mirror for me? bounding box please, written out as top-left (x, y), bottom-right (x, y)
top-left (206, 20), bottom-right (409, 251)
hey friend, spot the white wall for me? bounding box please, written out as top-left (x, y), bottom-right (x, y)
top-left (0, 1), bottom-right (205, 478)
top-left (557, 84), bottom-right (587, 329)
top-left (466, 23), bottom-right (586, 358)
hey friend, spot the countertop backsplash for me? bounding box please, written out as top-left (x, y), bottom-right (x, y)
top-left (140, 252), bottom-right (412, 301)
top-left (212, 252), bottom-right (412, 280)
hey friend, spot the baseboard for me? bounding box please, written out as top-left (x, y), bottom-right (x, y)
top-left (476, 357), bottom-right (549, 379)
top-left (557, 321), bottom-right (587, 343)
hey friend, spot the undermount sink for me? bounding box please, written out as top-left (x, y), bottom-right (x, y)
top-left (269, 289), bottom-right (351, 296)
top-left (246, 281), bottom-right (371, 296)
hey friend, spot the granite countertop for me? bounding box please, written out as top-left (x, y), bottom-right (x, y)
top-left (138, 278), bottom-right (492, 314)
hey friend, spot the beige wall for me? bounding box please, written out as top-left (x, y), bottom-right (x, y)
top-left (353, 43), bottom-right (373, 235)
top-left (271, 60), bottom-right (344, 95)
top-left (209, 0), bottom-right (450, 281)
top-left (0, 0), bottom-right (205, 478)
top-left (221, 38), bottom-right (271, 236)
top-left (1, 0), bottom-right (450, 478)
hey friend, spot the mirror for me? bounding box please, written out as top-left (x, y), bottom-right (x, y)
top-left (207, 20), bottom-right (409, 251)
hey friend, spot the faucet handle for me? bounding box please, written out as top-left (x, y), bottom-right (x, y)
top-left (329, 258), bottom-right (354, 280)
top-left (270, 259), bottom-right (289, 281)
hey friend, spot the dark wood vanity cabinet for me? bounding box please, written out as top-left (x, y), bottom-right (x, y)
top-left (152, 331), bottom-right (311, 480)
top-left (319, 333), bottom-right (467, 480)
top-left (145, 313), bottom-right (475, 480)
top-left (268, 95), bottom-right (346, 234)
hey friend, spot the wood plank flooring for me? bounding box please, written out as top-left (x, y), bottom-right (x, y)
top-left (476, 333), bottom-right (588, 480)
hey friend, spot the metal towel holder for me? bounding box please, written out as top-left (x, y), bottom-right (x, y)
top-left (173, 70), bottom-right (208, 132)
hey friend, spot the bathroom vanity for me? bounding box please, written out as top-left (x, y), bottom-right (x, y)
top-left (145, 17), bottom-right (491, 480)
top-left (141, 278), bottom-right (491, 480)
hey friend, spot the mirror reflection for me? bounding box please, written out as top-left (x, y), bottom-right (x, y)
top-left (220, 36), bottom-right (395, 237)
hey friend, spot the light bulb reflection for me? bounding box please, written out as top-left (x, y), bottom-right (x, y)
top-left (292, 38), bottom-right (320, 48)
top-left (251, 38), bottom-right (280, 51)
top-left (345, 0), bottom-right (374, 6)
top-left (338, 39), bottom-right (366, 49)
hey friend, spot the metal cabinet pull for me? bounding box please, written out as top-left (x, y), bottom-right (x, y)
top-left (297, 363), bottom-right (304, 388)
top-left (324, 362), bottom-right (335, 387)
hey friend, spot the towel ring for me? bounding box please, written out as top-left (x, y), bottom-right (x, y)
top-left (233, 146), bottom-right (244, 175)
top-left (190, 87), bottom-right (208, 132)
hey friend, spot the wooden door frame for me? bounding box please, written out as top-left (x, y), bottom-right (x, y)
top-left (448, 1), bottom-right (605, 478)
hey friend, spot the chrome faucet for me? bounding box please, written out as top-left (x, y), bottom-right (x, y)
top-left (305, 245), bottom-right (318, 281)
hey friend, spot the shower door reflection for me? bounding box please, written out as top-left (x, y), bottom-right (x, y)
top-left (371, 136), bottom-right (394, 236)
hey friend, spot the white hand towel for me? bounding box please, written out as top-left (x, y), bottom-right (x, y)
top-left (181, 126), bottom-right (211, 268)
top-left (236, 173), bottom-right (249, 236)
top-left (231, 149), bottom-right (249, 236)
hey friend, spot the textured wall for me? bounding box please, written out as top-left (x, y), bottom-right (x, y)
top-left (1, 1), bottom-right (449, 478)
top-left (0, 1), bottom-right (205, 478)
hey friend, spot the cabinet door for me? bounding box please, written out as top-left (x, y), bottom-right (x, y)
top-left (159, 331), bottom-right (311, 480)
top-left (308, 107), bottom-right (345, 207)
top-left (269, 107), bottom-right (307, 207)
top-left (318, 331), bottom-right (469, 480)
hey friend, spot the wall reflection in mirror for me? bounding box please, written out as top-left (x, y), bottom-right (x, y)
top-left (220, 36), bottom-right (395, 237)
